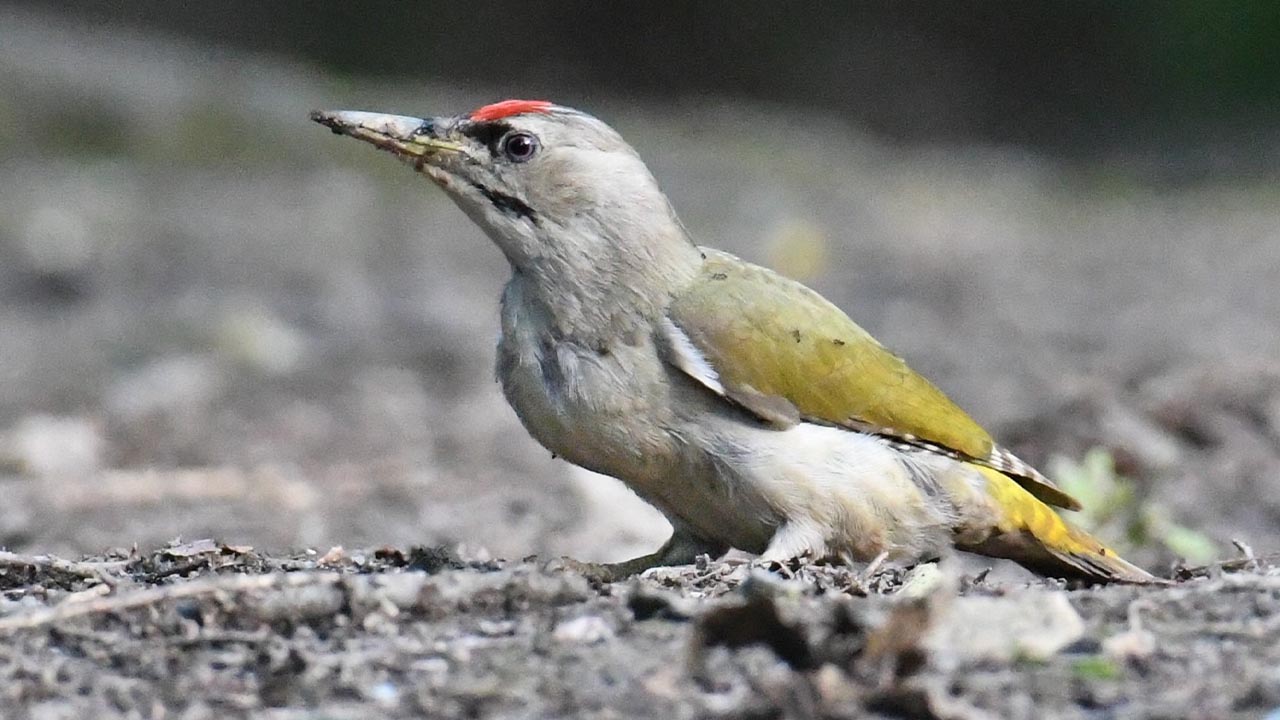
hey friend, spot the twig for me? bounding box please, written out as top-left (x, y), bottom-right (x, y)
top-left (0, 551), bottom-right (128, 586)
top-left (0, 571), bottom-right (343, 634)
top-left (1175, 551), bottom-right (1280, 580)
top-left (1231, 539), bottom-right (1257, 569)
top-left (141, 556), bottom-right (214, 582)
top-left (1216, 551), bottom-right (1277, 573)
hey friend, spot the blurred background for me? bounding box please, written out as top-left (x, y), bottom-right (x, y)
top-left (1, 2), bottom-right (1278, 573)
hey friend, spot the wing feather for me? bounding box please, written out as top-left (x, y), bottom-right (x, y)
top-left (663, 249), bottom-right (1081, 511)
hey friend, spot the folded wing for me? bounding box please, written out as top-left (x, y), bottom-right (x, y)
top-left (662, 249), bottom-right (1081, 511)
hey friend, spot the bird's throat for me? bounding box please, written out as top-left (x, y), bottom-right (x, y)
top-left (503, 241), bottom-right (696, 350)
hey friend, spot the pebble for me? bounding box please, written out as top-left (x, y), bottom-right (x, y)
top-left (552, 615), bottom-right (613, 644)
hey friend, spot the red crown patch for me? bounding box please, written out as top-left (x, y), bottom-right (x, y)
top-left (470, 99), bottom-right (554, 122)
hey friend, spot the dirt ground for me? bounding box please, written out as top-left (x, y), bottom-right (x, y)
top-left (3, 8), bottom-right (1280, 719)
top-left (1, 544), bottom-right (1279, 719)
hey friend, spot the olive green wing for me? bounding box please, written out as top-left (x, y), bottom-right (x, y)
top-left (662, 249), bottom-right (1081, 511)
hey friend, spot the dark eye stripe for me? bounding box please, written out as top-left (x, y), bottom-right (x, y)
top-left (459, 121), bottom-right (511, 154)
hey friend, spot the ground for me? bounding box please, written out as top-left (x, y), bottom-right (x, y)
top-left (2, 7), bottom-right (1280, 719)
top-left (2, 545), bottom-right (1279, 719)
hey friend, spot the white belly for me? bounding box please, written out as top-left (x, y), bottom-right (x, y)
top-left (703, 421), bottom-right (964, 561)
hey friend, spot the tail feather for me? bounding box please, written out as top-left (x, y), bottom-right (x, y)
top-left (963, 465), bottom-right (1160, 584)
top-left (1048, 522), bottom-right (1158, 584)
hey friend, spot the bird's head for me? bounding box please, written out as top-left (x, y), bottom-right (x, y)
top-left (311, 101), bottom-right (697, 296)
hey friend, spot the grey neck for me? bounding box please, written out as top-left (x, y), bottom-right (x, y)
top-left (500, 232), bottom-right (703, 348)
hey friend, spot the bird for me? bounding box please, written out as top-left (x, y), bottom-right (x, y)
top-left (310, 100), bottom-right (1155, 584)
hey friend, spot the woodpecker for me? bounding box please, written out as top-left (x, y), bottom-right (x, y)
top-left (311, 100), bottom-right (1154, 583)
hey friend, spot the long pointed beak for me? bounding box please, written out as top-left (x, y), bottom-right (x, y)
top-left (310, 110), bottom-right (464, 160)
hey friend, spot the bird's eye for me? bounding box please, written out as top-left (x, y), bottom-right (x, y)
top-left (502, 132), bottom-right (539, 162)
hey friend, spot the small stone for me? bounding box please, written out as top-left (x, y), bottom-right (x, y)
top-left (925, 592), bottom-right (1085, 664)
top-left (552, 615), bottom-right (613, 644)
top-left (813, 664), bottom-right (858, 708)
top-left (1103, 628), bottom-right (1157, 661)
top-left (896, 563), bottom-right (949, 599)
top-left (368, 681), bottom-right (399, 707)
top-left (477, 619), bottom-right (517, 637)
top-left (627, 584), bottom-right (695, 621)
top-left (317, 546), bottom-right (348, 566)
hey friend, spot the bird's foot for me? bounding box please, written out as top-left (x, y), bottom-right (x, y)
top-left (857, 550), bottom-right (891, 585)
top-left (544, 531), bottom-right (728, 583)
top-left (542, 555), bottom-right (661, 584)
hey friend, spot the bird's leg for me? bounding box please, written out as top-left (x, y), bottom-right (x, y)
top-left (859, 550), bottom-right (890, 582)
top-left (758, 522), bottom-right (828, 566)
top-left (547, 530), bottom-right (727, 583)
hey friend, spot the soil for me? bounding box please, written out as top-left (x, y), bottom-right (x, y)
top-left (1, 544), bottom-right (1278, 719)
top-left (2, 8), bottom-right (1280, 719)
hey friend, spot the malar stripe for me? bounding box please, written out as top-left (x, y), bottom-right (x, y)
top-left (469, 181), bottom-right (538, 223)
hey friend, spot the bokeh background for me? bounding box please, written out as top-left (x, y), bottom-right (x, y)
top-left (2, 2), bottom-right (1278, 574)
